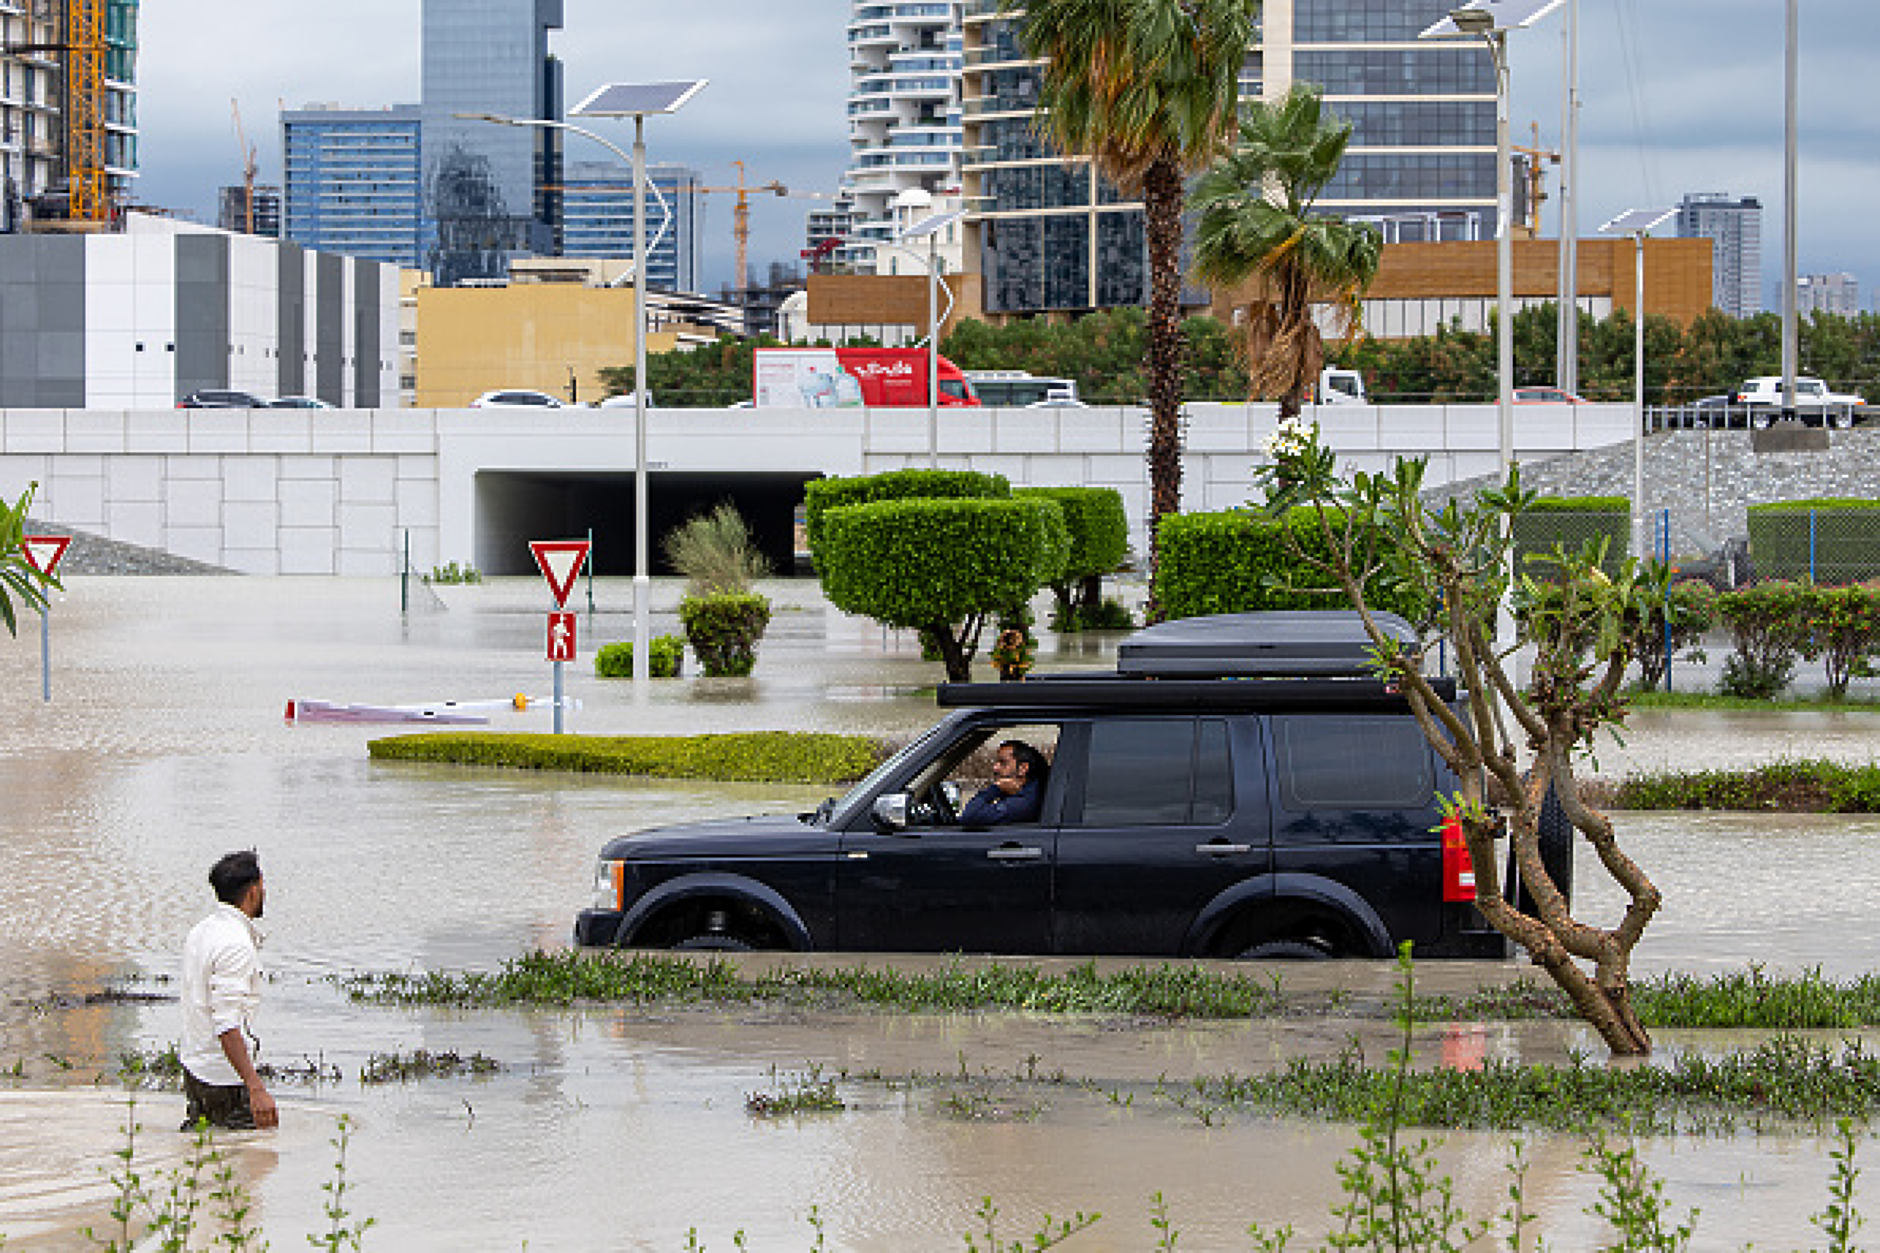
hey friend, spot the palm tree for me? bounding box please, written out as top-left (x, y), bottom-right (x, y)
top-left (1191, 86), bottom-right (1384, 420)
top-left (1007, 0), bottom-right (1258, 594)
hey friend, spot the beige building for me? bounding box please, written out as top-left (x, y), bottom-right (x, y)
top-left (412, 259), bottom-right (738, 407)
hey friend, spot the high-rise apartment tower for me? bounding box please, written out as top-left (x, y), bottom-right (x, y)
top-left (1676, 193), bottom-right (1762, 318)
top-left (0, 0), bottom-right (140, 231)
top-left (960, 0), bottom-right (1496, 316)
top-left (841, 0), bottom-right (964, 271)
top-left (282, 104), bottom-right (425, 267)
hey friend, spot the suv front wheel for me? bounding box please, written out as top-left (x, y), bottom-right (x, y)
top-left (1235, 939), bottom-right (1331, 960)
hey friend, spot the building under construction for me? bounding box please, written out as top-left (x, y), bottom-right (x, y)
top-left (0, 0), bottom-right (139, 232)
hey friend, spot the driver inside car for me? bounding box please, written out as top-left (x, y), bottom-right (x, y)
top-left (958, 739), bottom-right (1048, 826)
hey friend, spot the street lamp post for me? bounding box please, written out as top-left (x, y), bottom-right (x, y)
top-left (1423, 1), bottom-right (1563, 483)
top-left (896, 198), bottom-right (964, 471)
top-left (1422, 1), bottom-right (1563, 652)
top-left (1601, 208), bottom-right (1677, 559)
top-left (466, 81), bottom-right (705, 687)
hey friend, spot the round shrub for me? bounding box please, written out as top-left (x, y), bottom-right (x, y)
top-left (679, 591), bottom-right (772, 677)
top-left (818, 496), bottom-right (1069, 632)
top-left (803, 468), bottom-right (1010, 563)
top-left (594, 635), bottom-right (685, 679)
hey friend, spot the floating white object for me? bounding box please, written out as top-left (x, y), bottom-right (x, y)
top-left (285, 694), bottom-right (583, 724)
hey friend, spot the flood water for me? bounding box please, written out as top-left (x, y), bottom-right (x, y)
top-left (4, 577), bottom-right (1880, 1249)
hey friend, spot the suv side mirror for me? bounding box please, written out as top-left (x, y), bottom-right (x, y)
top-left (871, 792), bottom-right (910, 832)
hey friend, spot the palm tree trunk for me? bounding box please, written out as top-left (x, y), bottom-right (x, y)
top-left (1142, 151), bottom-right (1186, 618)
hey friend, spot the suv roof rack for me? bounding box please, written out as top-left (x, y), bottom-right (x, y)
top-left (1116, 610), bottom-right (1417, 679)
top-left (936, 675), bottom-right (1454, 711)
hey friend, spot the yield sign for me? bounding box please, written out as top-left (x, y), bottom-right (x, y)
top-left (529, 539), bottom-right (591, 609)
top-left (21, 534), bottom-right (71, 578)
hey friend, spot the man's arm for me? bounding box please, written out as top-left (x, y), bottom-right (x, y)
top-left (217, 1027), bottom-right (278, 1128)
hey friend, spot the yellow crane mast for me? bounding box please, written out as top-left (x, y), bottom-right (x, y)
top-left (231, 99), bottom-right (258, 234)
top-left (63, 0), bottom-right (108, 222)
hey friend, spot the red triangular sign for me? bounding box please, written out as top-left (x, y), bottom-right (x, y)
top-left (530, 540), bottom-right (591, 609)
top-left (21, 534), bottom-right (71, 578)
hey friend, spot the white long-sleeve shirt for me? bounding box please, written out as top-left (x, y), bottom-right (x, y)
top-left (179, 903), bottom-right (264, 1086)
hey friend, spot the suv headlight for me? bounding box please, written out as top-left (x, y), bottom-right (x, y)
top-left (592, 859), bottom-right (626, 912)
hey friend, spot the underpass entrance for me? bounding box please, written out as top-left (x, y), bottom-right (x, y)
top-left (475, 470), bottom-right (822, 576)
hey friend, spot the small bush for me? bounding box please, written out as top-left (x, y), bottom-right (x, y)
top-left (1799, 583), bottom-right (1880, 699)
top-left (663, 503), bottom-right (770, 596)
top-left (426, 561), bottom-right (482, 585)
top-left (1635, 580), bottom-right (1718, 690)
top-left (679, 592), bottom-right (772, 677)
top-left (368, 730), bottom-right (889, 784)
top-left (1716, 580), bottom-right (1809, 699)
top-left (594, 636), bottom-right (685, 679)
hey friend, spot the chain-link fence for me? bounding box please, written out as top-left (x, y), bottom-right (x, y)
top-left (1648, 506), bottom-right (1880, 699)
top-left (1475, 505), bottom-right (1880, 700)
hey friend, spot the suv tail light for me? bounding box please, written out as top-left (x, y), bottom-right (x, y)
top-left (1441, 815), bottom-right (1476, 902)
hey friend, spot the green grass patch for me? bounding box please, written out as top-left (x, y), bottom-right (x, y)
top-left (365, 730), bottom-right (890, 785)
top-left (1612, 757), bottom-right (1880, 812)
top-left (345, 953), bottom-right (1880, 1033)
top-left (344, 950), bottom-right (1287, 1018)
top-left (1630, 689), bottom-right (1880, 712)
top-left (1197, 1035), bottom-right (1880, 1133)
top-left (1423, 967), bottom-right (1880, 1030)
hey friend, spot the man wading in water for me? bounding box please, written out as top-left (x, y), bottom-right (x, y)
top-left (179, 851), bottom-right (278, 1131)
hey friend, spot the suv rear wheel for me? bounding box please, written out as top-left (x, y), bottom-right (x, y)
top-left (674, 934), bottom-right (754, 952)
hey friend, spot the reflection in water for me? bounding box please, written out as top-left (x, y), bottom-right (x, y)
top-left (0, 577), bottom-right (1871, 1247)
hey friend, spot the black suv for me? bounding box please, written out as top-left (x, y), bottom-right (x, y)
top-left (574, 612), bottom-right (1535, 959)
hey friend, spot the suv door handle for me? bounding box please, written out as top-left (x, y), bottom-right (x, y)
top-left (1195, 842), bottom-right (1251, 856)
top-left (987, 845), bottom-right (1043, 862)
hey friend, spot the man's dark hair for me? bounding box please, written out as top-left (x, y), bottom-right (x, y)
top-left (1001, 739), bottom-right (1049, 785)
top-left (209, 851), bottom-right (262, 905)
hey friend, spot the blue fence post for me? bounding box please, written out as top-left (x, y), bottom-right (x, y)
top-left (1659, 509), bottom-right (1673, 692)
top-left (1810, 509), bottom-right (1818, 583)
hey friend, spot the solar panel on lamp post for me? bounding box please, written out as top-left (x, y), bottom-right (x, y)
top-left (1600, 207), bottom-right (1677, 563)
top-left (1422, 0), bottom-right (1563, 653)
top-left (568, 80), bottom-right (707, 686)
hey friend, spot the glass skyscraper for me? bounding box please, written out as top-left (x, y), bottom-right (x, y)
top-left (559, 159), bottom-right (701, 293)
top-left (420, 0), bottom-right (564, 284)
top-left (282, 105), bottom-right (424, 266)
top-left (1676, 193), bottom-right (1763, 318)
top-left (960, 0), bottom-right (1497, 315)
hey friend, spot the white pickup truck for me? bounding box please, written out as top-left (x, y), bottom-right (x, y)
top-left (1733, 376), bottom-right (1866, 429)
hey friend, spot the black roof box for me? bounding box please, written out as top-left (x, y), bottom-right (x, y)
top-left (1115, 610), bottom-right (1417, 679)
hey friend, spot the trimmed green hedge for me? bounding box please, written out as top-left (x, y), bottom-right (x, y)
top-left (679, 591), bottom-right (771, 677)
top-left (594, 635), bottom-right (685, 679)
top-left (803, 469), bottom-right (1010, 561)
top-left (1747, 499), bottom-right (1880, 584)
top-left (1152, 509), bottom-right (1428, 621)
top-left (1013, 486), bottom-right (1129, 579)
top-left (819, 496), bottom-right (1069, 629)
top-left (1512, 496), bottom-right (1629, 579)
top-left (367, 731), bottom-right (890, 785)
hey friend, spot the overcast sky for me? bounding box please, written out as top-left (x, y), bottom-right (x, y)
top-left (136, 0), bottom-right (1878, 308)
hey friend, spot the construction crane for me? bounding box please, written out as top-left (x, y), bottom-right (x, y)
top-left (1510, 122), bottom-right (1561, 239)
top-left (231, 99), bottom-right (258, 234)
top-left (545, 163), bottom-right (833, 293)
top-left (64, 0), bottom-right (106, 221)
